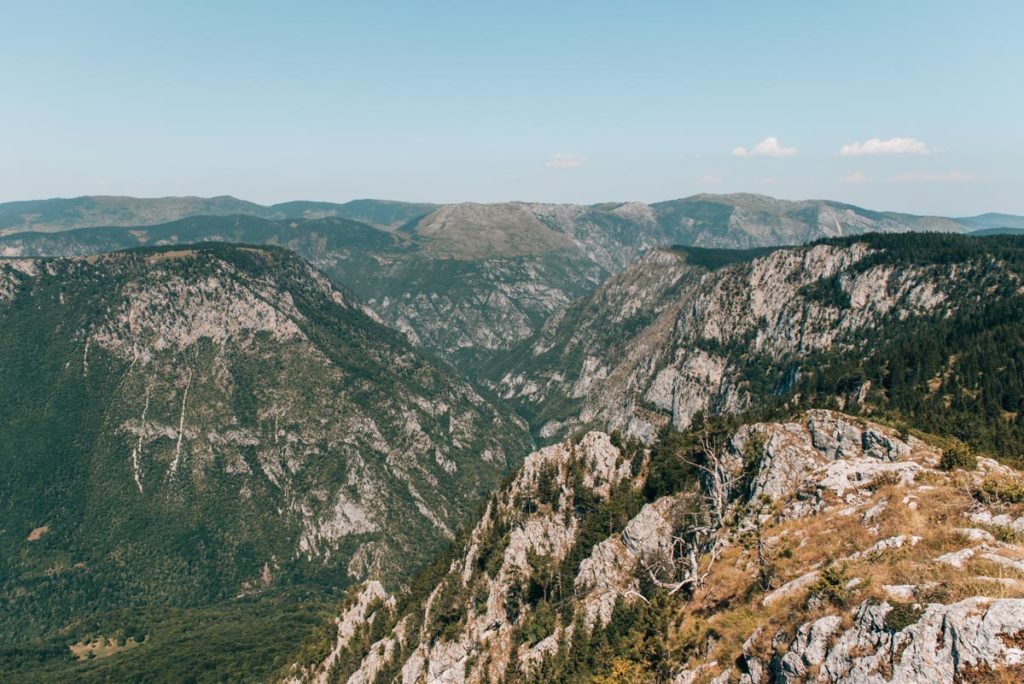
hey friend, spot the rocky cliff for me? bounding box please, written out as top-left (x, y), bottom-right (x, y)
top-left (284, 411), bottom-right (1024, 683)
top-left (495, 234), bottom-right (1024, 453)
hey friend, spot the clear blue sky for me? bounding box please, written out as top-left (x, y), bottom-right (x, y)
top-left (2, 1), bottom-right (1022, 215)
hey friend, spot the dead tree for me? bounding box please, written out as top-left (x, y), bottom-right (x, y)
top-left (680, 427), bottom-right (740, 529)
top-left (640, 425), bottom-right (739, 595)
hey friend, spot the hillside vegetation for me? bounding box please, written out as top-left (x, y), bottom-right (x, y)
top-left (0, 244), bottom-right (529, 651)
top-left (496, 233), bottom-right (1024, 465)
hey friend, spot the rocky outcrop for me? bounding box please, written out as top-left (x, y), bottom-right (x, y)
top-left (574, 495), bottom-right (679, 626)
top-left (285, 431), bottom-right (641, 684)
top-left (287, 410), bottom-right (1024, 684)
top-left (284, 581), bottom-right (391, 684)
top-left (734, 410), bottom-right (923, 509)
top-left (280, 411), bottom-right (1024, 684)
top-left (771, 598), bottom-right (1024, 683)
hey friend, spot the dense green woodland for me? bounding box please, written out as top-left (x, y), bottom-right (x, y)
top-left (781, 234), bottom-right (1024, 464)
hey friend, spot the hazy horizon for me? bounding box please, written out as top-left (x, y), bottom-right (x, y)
top-left (3, 190), bottom-right (1020, 221)
top-left (3, 1), bottom-right (1022, 215)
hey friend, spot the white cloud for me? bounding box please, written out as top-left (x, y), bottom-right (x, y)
top-left (761, 177), bottom-right (782, 185)
top-left (545, 153), bottom-right (588, 169)
top-left (732, 136), bottom-right (798, 158)
top-left (840, 137), bottom-right (930, 156)
top-left (697, 173), bottom-right (721, 184)
top-left (887, 171), bottom-right (975, 183)
top-left (841, 171), bottom-right (870, 184)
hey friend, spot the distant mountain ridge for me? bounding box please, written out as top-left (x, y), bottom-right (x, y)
top-left (0, 195), bottom-right (436, 234)
top-left (957, 212), bottom-right (1024, 232)
top-left (0, 192), bottom-right (995, 242)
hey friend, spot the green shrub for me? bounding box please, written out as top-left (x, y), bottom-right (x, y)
top-left (800, 274), bottom-right (851, 309)
top-left (973, 476), bottom-right (1024, 504)
top-left (884, 602), bottom-right (924, 632)
top-left (535, 462), bottom-right (561, 509)
top-left (939, 443), bottom-right (977, 471)
top-left (425, 578), bottom-right (466, 644)
top-left (810, 565), bottom-right (852, 607)
top-left (518, 601), bottom-right (556, 647)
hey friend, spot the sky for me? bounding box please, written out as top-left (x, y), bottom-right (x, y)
top-left (1, 1), bottom-right (1022, 215)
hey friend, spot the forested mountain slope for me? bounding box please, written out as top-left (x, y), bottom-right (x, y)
top-left (0, 244), bottom-right (529, 648)
top-left (495, 234), bottom-right (1024, 462)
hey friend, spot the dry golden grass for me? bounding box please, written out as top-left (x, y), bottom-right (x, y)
top-left (668, 470), bottom-right (1024, 672)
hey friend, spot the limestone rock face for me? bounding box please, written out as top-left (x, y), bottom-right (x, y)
top-left (770, 598), bottom-right (1024, 683)
top-left (575, 496), bottom-right (679, 627)
top-left (318, 432), bottom-right (639, 684)
top-left (807, 411), bottom-right (912, 462)
top-left (730, 410), bottom-right (920, 508)
top-left (494, 239), bottom-right (978, 444)
top-left (284, 581), bottom-right (390, 684)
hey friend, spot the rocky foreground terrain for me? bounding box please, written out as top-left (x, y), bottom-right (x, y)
top-left (284, 411), bottom-right (1024, 684)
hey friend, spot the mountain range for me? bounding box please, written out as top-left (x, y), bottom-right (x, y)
top-left (1, 193), bottom-right (1011, 377)
top-left (2, 193), bottom-right (1024, 683)
top-left (0, 195), bottom-right (437, 234)
top-left (275, 233), bottom-right (1024, 684)
top-left (0, 192), bottom-right (986, 241)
